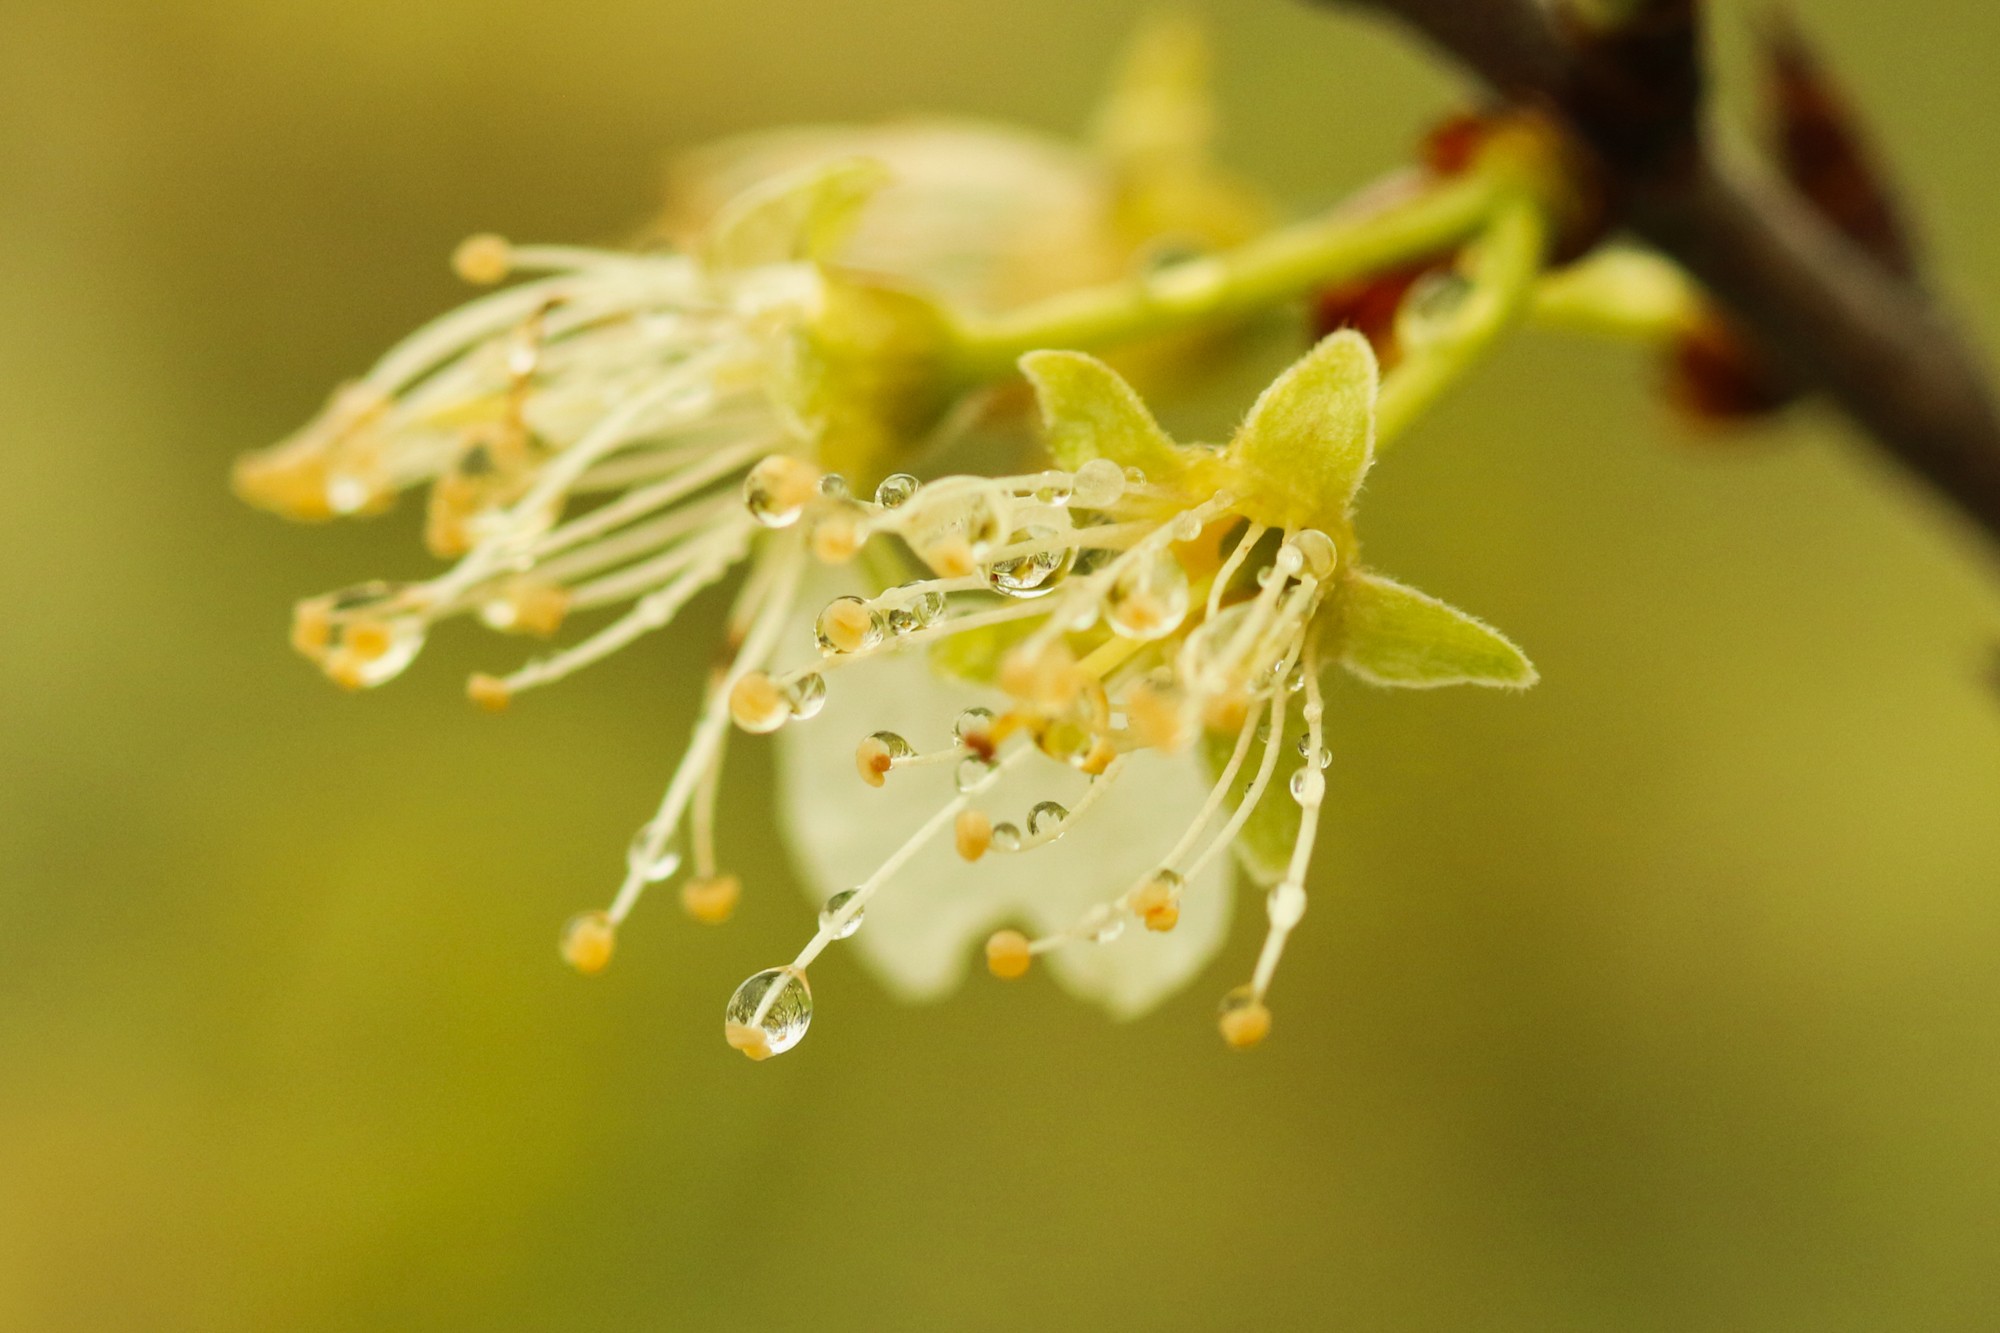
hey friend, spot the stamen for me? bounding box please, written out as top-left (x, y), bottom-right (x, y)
top-left (603, 541), bottom-right (804, 928)
top-left (681, 874), bottom-right (742, 924)
top-left (559, 910), bottom-right (616, 975)
top-left (985, 929), bottom-right (1033, 979)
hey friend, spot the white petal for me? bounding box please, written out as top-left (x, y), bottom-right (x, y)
top-left (774, 585), bottom-right (1233, 1019)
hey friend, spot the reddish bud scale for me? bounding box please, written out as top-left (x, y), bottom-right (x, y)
top-left (1765, 17), bottom-right (1915, 278)
top-left (1309, 259), bottom-right (1448, 366)
top-left (1667, 314), bottom-right (1794, 424)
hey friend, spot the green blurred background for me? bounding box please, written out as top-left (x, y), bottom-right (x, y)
top-left (4, 1), bottom-right (1999, 1328)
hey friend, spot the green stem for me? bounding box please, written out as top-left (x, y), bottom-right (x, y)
top-left (1375, 195), bottom-right (1550, 451)
top-left (952, 171), bottom-right (1508, 377)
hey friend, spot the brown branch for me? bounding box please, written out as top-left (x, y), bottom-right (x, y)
top-left (1319, 0), bottom-right (2000, 550)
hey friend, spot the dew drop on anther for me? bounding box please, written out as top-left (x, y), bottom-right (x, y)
top-left (723, 967), bottom-right (813, 1061)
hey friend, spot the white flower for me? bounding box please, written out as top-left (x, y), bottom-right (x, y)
top-left (777, 571), bottom-right (1232, 1019)
top-left (236, 17), bottom-right (1273, 988)
top-left (726, 332), bottom-right (1536, 1057)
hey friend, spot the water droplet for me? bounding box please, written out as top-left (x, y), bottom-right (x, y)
top-left (1266, 880), bottom-right (1308, 930)
top-left (743, 456), bottom-right (816, 529)
top-left (955, 754), bottom-right (999, 793)
top-left (784, 672), bottom-right (827, 720)
top-left (1289, 767), bottom-right (1325, 805)
top-left (1397, 269), bottom-right (1472, 349)
top-left (1273, 544), bottom-right (1304, 578)
top-left (1034, 474), bottom-right (1074, 505)
top-left (1027, 800), bottom-right (1068, 838)
top-left (990, 821), bottom-right (1022, 852)
top-left (953, 707), bottom-right (995, 742)
top-left (1069, 458), bottom-right (1126, 510)
top-left (874, 473), bottom-right (920, 508)
top-left (625, 829), bottom-right (683, 884)
top-left (1104, 550), bottom-right (1191, 641)
top-left (1290, 529), bottom-right (1337, 579)
top-left (723, 967), bottom-right (813, 1060)
top-left (869, 730), bottom-right (915, 761)
top-left (818, 890), bottom-right (865, 939)
top-left (986, 516), bottom-right (1077, 599)
top-left (814, 596), bottom-right (885, 654)
top-left (817, 473), bottom-right (850, 500)
top-left (1080, 904), bottom-right (1125, 943)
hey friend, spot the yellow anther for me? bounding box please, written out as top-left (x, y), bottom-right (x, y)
top-left (809, 511), bottom-right (862, 564)
top-left (1132, 877), bottom-right (1175, 916)
top-left (985, 929), bottom-right (1033, 979)
top-left (854, 735), bottom-right (895, 787)
top-left (819, 598), bottom-right (877, 655)
top-left (1124, 679), bottom-right (1190, 751)
top-left (466, 673), bottom-right (512, 713)
top-left (724, 1021), bottom-right (774, 1061)
top-left (1218, 988), bottom-right (1271, 1049)
top-left (954, 809), bottom-right (994, 861)
top-left (452, 232), bottom-right (513, 286)
top-left (1143, 901), bottom-right (1181, 932)
top-left (504, 578), bottom-right (570, 638)
top-left (924, 535), bottom-right (978, 579)
top-left (728, 672), bottom-right (789, 733)
top-left (1078, 736), bottom-right (1117, 776)
top-left (681, 874), bottom-right (741, 925)
top-left (559, 910), bottom-right (616, 975)
top-left (1202, 689), bottom-right (1251, 735)
top-left (999, 640), bottom-right (1083, 710)
top-left (744, 454), bottom-right (822, 520)
top-left (289, 602), bottom-right (332, 660)
top-left (325, 653), bottom-right (368, 692)
top-left (343, 620), bottom-right (394, 662)
top-left (234, 450), bottom-right (335, 521)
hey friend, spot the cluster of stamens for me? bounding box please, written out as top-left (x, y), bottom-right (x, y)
top-left (712, 456), bottom-right (1346, 1056)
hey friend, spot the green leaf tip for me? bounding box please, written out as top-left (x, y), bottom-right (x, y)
top-left (1224, 329), bottom-right (1378, 532)
top-left (1019, 349), bottom-right (1182, 476)
top-left (1336, 572), bottom-right (1537, 690)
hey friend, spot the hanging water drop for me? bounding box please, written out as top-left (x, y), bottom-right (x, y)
top-left (1027, 800), bottom-right (1068, 839)
top-left (1104, 550), bottom-right (1191, 641)
top-left (874, 473), bottom-right (920, 508)
top-left (953, 706), bottom-right (996, 743)
top-left (625, 828), bottom-right (683, 884)
top-left (1069, 457), bottom-right (1125, 509)
top-left (818, 890), bottom-right (865, 939)
top-left (722, 967), bottom-right (813, 1061)
top-left (784, 672), bottom-right (828, 720)
top-left (955, 754), bottom-right (999, 793)
top-left (1266, 880), bottom-right (1308, 930)
top-left (1080, 904), bottom-right (1126, 943)
top-left (990, 821), bottom-right (1022, 852)
top-left (815, 597), bottom-right (885, 654)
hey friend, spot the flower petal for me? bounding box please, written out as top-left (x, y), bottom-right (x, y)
top-left (776, 578), bottom-right (1232, 1018)
top-left (701, 157), bottom-right (894, 275)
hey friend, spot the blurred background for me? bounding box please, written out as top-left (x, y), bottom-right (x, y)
top-left (4, 0), bottom-right (1999, 1328)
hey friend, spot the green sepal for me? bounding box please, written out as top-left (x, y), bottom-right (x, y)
top-left (1200, 711), bottom-right (1310, 888)
top-left (1334, 571), bottom-right (1537, 689)
top-left (1223, 329), bottom-right (1378, 532)
top-left (702, 157), bottom-right (892, 274)
top-left (1018, 349), bottom-right (1185, 478)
